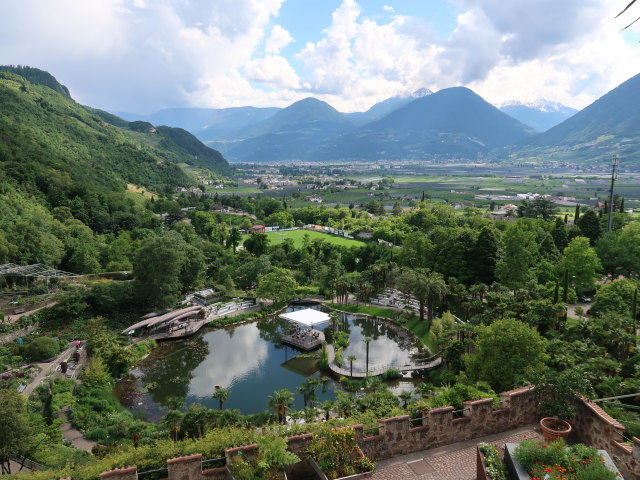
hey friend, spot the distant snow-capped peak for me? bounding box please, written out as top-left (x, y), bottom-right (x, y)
top-left (409, 88), bottom-right (433, 98)
top-left (500, 99), bottom-right (574, 113)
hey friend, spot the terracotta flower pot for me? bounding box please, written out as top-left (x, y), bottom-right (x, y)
top-left (540, 417), bottom-right (572, 443)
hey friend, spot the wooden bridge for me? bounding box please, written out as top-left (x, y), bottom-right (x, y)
top-left (326, 345), bottom-right (442, 379)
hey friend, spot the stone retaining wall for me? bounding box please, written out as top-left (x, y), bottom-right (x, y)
top-left (572, 398), bottom-right (640, 478)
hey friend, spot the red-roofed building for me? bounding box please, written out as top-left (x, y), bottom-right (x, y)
top-left (249, 224), bottom-right (266, 234)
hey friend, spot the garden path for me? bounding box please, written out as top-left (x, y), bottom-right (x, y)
top-left (20, 343), bottom-right (76, 397)
top-left (5, 302), bottom-right (57, 324)
top-left (58, 407), bottom-right (96, 452)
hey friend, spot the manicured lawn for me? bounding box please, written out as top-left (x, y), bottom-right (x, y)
top-left (243, 229), bottom-right (366, 248)
top-left (327, 303), bottom-right (437, 352)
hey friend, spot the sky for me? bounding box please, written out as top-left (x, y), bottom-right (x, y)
top-left (0, 0), bottom-right (639, 114)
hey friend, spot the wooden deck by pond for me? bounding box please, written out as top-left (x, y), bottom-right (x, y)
top-left (281, 329), bottom-right (325, 351)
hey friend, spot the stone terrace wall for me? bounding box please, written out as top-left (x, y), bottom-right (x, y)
top-left (96, 387), bottom-right (540, 480)
top-left (571, 398), bottom-right (640, 479)
top-left (357, 385), bottom-right (538, 460)
top-left (93, 386), bottom-right (640, 480)
top-left (98, 454), bottom-right (231, 480)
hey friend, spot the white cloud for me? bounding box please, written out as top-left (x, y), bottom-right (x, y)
top-left (244, 55), bottom-right (301, 89)
top-left (0, 0), bottom-right (638, 113)
top-left (0, 0), bottom-right (285, 112)
top-left (293, 0), bottom-right (640, 111)
top-left (265, 24), bottom-right (293, 54)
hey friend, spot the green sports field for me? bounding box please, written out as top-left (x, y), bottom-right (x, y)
top-left (242, 229), bottom-right (366, 248)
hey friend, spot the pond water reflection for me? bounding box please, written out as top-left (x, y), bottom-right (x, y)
top-left (115, 310), bottom-right (422, 420)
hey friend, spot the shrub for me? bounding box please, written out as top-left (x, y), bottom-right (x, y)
top-left (86, 427), bottom-right (109, 442)
top-left (428, 382), bottom-right (498, 410)
top-left (25, 336), bottom-right (60, 361)
top-left (334, 331), bottom-right (350, 349)
top-left (307, 427), bottom-right (375, 479)
top-left (317, 345), bottom-right (330, 370)
top-left (334, 347), bottom-right (344, 368)
top-left (514, 439), bottom-right (568, 472)
top-left (381, 368), bottom-right (402, 380)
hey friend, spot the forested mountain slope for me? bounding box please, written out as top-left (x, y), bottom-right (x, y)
top-left (0, 68), bottom-right (229, 271)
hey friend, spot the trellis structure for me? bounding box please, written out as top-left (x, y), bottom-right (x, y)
top-left (0, 264), bottom-right (80, 279)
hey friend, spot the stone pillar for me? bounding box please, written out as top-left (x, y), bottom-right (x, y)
top-left (629, 437), bottom-right (640, 475)
top-left (225, 443), bottom-right (258, 467)
top-left (499, 386), bottom-right (537, 428)
top-left (99, 466), bottom-right (138, 480)
top-left (287, 433), bottom-right (313, 457)
top-left (427, 406), bottom-right (454, 447)
top-left (378, 415), bottom-right (411, 457)
top-left (167, 454), bottom-right (203, 480)
top-left (351, 423), bottom-right (364, 444)
top-left (463, 398), bottom-right (494, 437)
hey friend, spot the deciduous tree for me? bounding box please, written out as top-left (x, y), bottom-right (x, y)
top-left (465, 318), bottom-right (548, 392)
top-left (257, 268), bottom-right (298, 304)
top-left (560, 237), bottom-right (601, 294)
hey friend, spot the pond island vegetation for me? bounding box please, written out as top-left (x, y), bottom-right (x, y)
top-left (2, 67), bottom-right (640, 479)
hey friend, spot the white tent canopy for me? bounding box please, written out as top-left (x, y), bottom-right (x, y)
top-left (279, 308), bottom-right (330, 327)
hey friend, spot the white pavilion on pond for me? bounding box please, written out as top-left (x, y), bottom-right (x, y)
top-left (279, 308), bottom-right (329, 351)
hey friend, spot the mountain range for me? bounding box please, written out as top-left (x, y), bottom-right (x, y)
top-left (499, 100), bottom-right (577, 133)
top-left (3, 64), bottom-right (640, 168)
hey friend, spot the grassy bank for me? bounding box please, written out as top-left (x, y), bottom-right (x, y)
top-left (326, 303), bottom-right (437, 352)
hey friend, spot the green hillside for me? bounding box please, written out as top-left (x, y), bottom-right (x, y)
top-left (529, 73), bottom-right (640, 146)
top-left (0, 68), bottom-right (230, 195)
top-left (0, 68), bottom-right (230, 269)
top-left (225, 97), bottom-right (355, 162)
top-left (0, 65), bottom-right (71, 98)
top-left (511, 73), bottom-right (640, 165)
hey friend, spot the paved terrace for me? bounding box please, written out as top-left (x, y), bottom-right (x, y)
top-left (371, 425), bottom-right (541, 480)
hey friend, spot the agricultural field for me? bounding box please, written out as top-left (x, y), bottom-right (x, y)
top-left (242, 229), bottom-right (366, 248)
top-left (236, 166), bottom-right (640, 212)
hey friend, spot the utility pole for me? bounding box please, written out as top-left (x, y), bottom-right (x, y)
top-left (607, 156), bottom-right (619, 232)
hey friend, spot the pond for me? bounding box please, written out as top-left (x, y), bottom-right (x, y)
top-left (114, 309), bottom-right (423, 420)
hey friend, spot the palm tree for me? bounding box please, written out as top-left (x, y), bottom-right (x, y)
top-left (161, 410), bottom-right (183, 442)
top-left (298, 378), bottom-right (323, 408)
top-left (396, 268), bottom-right (447, 328)
top-left (307, 378), bottom-right (323, 408)
top-left (321, 400), bottom-right (334, 421)
top-left (212, 386), bottom-right (230, 410)
top-left (398, 391), bottom-right (413, 410)
top-left (364, 337), bottom-right (372, 376)
top-left (346, 354), bottom-right (356, 377)
top-left (268, 388), bottom-right (295, 423)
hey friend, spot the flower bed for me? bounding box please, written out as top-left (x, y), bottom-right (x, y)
top-left (476, 443), bottom-right (507, 480)
top-left (306, 428), bottom-right (375, 480)
top-left (511, 439), bottom-right (623, 480)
